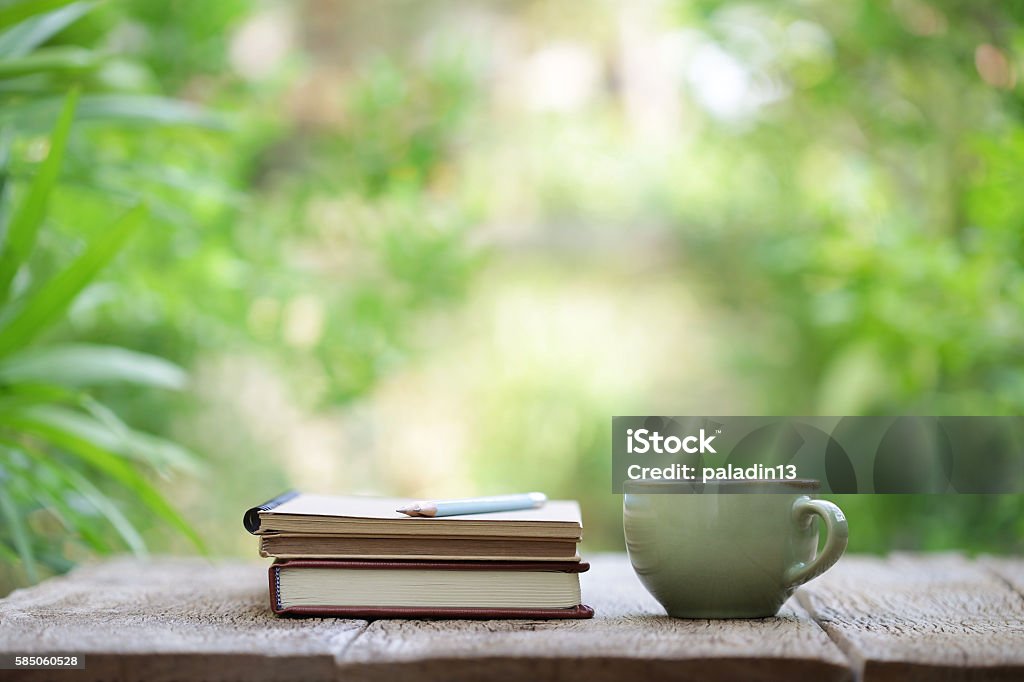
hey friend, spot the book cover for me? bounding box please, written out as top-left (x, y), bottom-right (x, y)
top-left (269, 558), bottom-right (594, 619)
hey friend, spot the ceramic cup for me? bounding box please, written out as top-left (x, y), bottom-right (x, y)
top-left (623, 479), bottom-right (848, 618)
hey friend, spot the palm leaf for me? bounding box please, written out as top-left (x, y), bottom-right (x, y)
top-left (8, 403), bottom-right (201, 474)
top-left (0, 94), bottom-right (229, 131)
top-left (0, 46), bottom-right (99, 78)
top-left (0, 0), bottom-right (212, 579)
top-left (0, 126), bottom-right (10, 198)
top-left (59, 464), bottom-right (147, 555)
top-left (0, 0), bottom-right (76, 32)
top-left (0, 202), bottom-right (145, 357)
top-left (0, 381), bottom-right (78, 409)
top-left (1, 408), bottom-right (206, 552)
top-left (77, 397), bottom-right (202, 475)
top-left (12, 452), bottom-right (112, 554)
top-left (1, 435), bottom-right (146, 556)
top-left (0, 343), bottom-right (188, 389)
top-left (16, 443), bottom-right (145, 555)
top-left (0, 2), bottom-right (95, 59)
top-left (0, 86), bottom-right (78, 303)
top-left (0, 460), bottom-right (37, 581)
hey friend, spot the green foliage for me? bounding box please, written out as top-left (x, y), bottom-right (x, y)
top-left (3, 1), bottom-right (485, 579)
top-left (650, 0), bottom-right (1024, 553)
top-left (670, 0), bottom-right (1024, 417)
top-left (85, 47), bottom-right (483, 406)
top-left (0, 205), bottom-right (145, 356)
top-left (0, 85), bottom-right (76, 302)
top-left (0, 343), bottom-right (187, 389)
top-left (0, 0), bottom-right (80, 32)
top-left (117, 0), bottom-right (251, 90)
top-left (0, 1), bottom-right (206, 587)
top-left (0, 3), bottom-right (95, 58)
top-left (337, 56), bottom-right (477, 195)
top-left (4, 0), bottom-right (1022, 578)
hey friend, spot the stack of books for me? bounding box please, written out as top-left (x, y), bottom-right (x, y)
top-left (243, 491), bottom-right (593, 618)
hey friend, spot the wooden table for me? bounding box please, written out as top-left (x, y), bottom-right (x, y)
top-left (1, 554), bottom-right (1022, 681)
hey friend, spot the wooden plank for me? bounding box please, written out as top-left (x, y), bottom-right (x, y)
top-left (0, 557), bottom-right (365, 682)
top-left (5, 553), bottom-right (1022, 681)
top-left (982, 556), bottom-right (1024, 597)
top-left (338, 553), bottom-right (852, 682)
top-left (796, 554), bottom-right (1024, 682)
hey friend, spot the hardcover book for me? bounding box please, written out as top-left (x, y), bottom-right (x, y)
top-left (269, 559), bottom-right (594, 618)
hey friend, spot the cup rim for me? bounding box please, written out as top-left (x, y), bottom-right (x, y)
top-left (623, 478), bottom-right (820, 493)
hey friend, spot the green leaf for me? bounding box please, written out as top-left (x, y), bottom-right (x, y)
top-left (0, 95), bottom-right (229, 131)
top-left (61, 465), bottom-right (146, 555)
top-left (0, 46), bottom-right (99, 78)
top-left (18, 443), bottom-right (145, 555)
top-left (0, 126), bottom-right (10, 216)
top-left (7, 403), bottom-right (201, 473)
top-left (0, 343), bottom-right (188, 389)
top-left (0, 202), bottom-right (145, 357)
top-left (2, 409), bottom-right (206, 553)
top-left (0, 383), bottom-right (78, 414)
top-left (0, 539), bottom-right (17, 561)
top-left (0, 468), bottom-right (37, 582)
top-left (1, 435), bottom-right (146, 557)
top-left (0, 73), bottom-right (54, 97)
top-left (76, 96), bottom-right (227, 127)
top-left (0, 0), bottom-right (76, 32)
top-left (0, 86), bottom-right (78, 304)
top-left (78, 398), bottom-right (202, 474)
top-left (0, 2), bottom-right (95, 59)
top-left (10, 450), bottom-right (112, 554)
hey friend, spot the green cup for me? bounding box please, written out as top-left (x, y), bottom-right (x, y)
top-left (623, 479), bottom-right (848, 618)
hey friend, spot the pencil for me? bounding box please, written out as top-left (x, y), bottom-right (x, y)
top-left (396, 492), bottom-right (547, 517)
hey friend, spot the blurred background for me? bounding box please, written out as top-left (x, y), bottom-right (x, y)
top-left (1, 0), bottom-right (1023, 594)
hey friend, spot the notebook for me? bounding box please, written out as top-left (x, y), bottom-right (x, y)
top-left (259, 534), bottom-right (580, 561)
top-left (269, 559), bottom-right (594, 618)
top-left (245, 491), bottom-right (583, 540)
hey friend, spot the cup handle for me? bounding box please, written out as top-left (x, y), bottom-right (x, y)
top-left (784, 496), bottom-right (849, 587)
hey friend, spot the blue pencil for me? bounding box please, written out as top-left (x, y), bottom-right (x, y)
top-left (396, 492), bottom-right (547, 517)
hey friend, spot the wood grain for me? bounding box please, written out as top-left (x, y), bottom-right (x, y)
top-left (337, 554), bottom-right (851, 682)
top-left (5, 553), bottom-right (1022, 682)
top-left (981, 556), bottom-right (1024, 597)
top-left (796, 554), bottom-right (1024, 682)
top-left (0, 557), bottom-right (365, 682)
